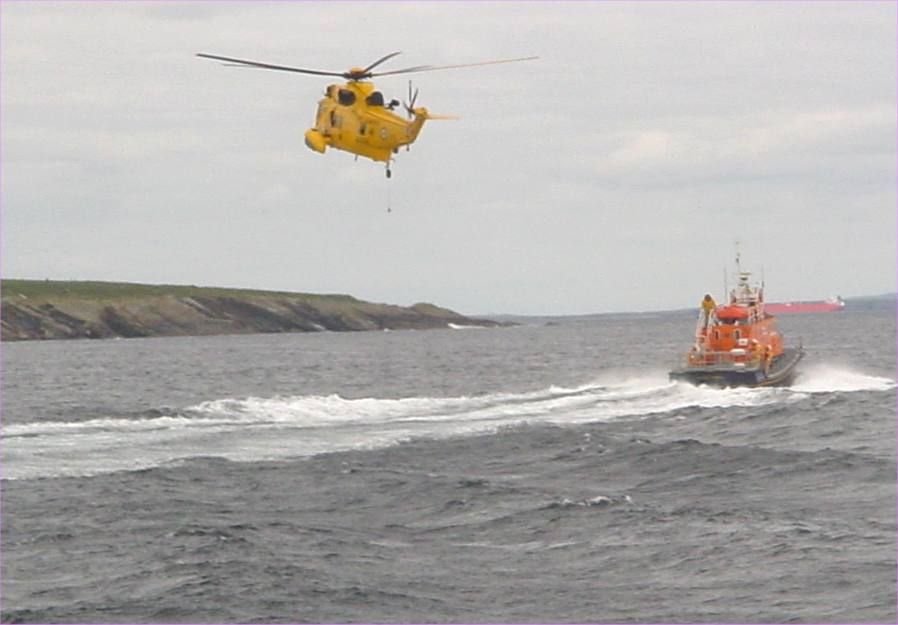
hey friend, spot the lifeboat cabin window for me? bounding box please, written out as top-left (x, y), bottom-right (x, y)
top-left (337, 89), bottom-right (356, 106)
top-left (714, 330), bottom-right (720, 340)
top-left (365, 91), bottom-right (385, 106)
top-left (734, 330), bottom-right (741, 340)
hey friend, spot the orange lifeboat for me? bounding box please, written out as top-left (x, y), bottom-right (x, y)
top-left (670, 262), bottom-right (804, 387)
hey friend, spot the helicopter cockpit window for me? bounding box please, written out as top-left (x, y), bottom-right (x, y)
top-left (337, 89), bottom-right (356, 106)
top-left (365, 91), bottom-right (385, 106)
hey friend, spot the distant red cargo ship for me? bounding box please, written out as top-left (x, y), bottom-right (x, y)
top-left (764, 296), bottom-right (845, 314)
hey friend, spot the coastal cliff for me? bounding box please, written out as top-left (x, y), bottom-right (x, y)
top-left (1, 280), bottom-right (498, 341)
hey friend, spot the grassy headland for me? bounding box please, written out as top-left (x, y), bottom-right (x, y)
top-left (1, 280), bottom-right (497, 341)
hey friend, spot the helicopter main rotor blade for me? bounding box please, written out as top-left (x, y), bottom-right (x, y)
top-left (368, 64), bottom-right (434, 77)
top-left (196, 53), bottom-right (345, 77)
top-left (372, 56), bottom-right (538, 77)
top-left (362, 51), bottom-right (403, 74)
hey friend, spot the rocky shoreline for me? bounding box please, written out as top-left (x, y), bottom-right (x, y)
top-left (1, 280), bottom-right (499, 341)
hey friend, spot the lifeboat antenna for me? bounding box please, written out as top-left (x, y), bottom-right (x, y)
top-left (723, 267), bottom-right (728, 302)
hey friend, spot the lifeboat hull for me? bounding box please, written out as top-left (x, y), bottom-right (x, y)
top-left (669, 347), bottom-right (805, 388)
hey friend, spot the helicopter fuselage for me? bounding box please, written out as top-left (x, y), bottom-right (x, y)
top-left (304, 80), bottom-right (427, 163)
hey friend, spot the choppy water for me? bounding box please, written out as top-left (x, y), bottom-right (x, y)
top-left (2, 307), bottom-right (895, 623)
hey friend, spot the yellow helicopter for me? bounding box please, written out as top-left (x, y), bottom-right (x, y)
top-left (196, 51), bottom-right (537, 177)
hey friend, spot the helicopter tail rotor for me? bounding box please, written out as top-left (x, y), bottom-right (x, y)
top-left (403, 80), bottom-right (420, 119)
top-left (402, 81), bottom-right (457, 120)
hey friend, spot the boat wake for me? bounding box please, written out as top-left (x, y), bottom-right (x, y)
top-left (3, 366), bottom-right (892, 480)
top-left (789, 364), bottom-right (896, 393)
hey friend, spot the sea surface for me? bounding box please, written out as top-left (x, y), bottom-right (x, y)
top-left (2, 307), bottom-right (896, 623)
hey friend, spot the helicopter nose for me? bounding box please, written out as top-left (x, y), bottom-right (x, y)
top-left (304, 129), bottom-right (327, 154)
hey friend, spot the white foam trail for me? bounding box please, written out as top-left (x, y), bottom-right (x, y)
top-left (3, 367), bottom-right (892, 480)
top-left (790, 364), bottom-right (896, 393)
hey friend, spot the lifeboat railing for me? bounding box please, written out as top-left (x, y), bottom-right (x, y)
top-left (685, 348), bottom-right (765, 368)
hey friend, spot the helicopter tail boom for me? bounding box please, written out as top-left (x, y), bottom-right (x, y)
top-left (410, 107), bottom-right (458, 121)
top-left (401, 107), bottom-right (458, 146)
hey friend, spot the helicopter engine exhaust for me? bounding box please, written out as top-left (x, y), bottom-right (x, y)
top-left (304, 129), bottom-right (328, 154)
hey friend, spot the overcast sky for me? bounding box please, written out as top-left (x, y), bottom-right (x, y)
top-left (2, 1), bottom-right (895, 315)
